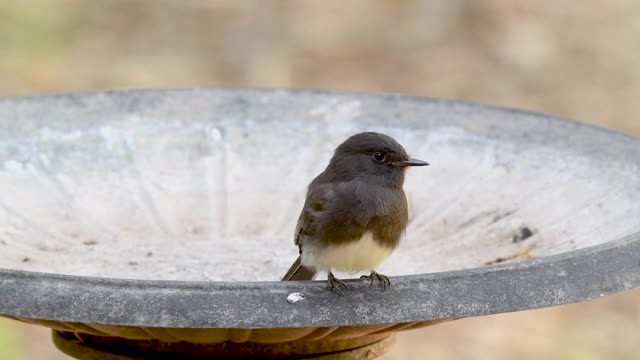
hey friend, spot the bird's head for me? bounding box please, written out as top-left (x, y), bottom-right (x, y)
top-left (327, 132), bottom-right (428, 188)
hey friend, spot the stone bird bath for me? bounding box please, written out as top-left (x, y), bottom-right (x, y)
top-left (0, 88), bottom-right (639, 359)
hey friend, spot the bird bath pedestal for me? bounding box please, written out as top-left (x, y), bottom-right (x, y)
top-left (0, 88), bottom-right (639, 359)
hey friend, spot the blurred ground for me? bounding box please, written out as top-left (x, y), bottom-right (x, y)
top-left (0, 1), bottom-right (639, 359)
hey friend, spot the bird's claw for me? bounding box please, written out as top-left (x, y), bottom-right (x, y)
top-left (360, 271), bottom-right (391, 291)
top-left (327, 272), bottom-right (348, 295)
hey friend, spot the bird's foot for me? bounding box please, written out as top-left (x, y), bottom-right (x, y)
top-left (360, 271), bottom-right (391, 291)
top-left (327, 272), bottom-right (348, 295)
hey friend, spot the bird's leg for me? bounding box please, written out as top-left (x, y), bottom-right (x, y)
top-left (360, 271), bottom-right (391, 291)
top-left (327, 271), bottom-right (348, 295)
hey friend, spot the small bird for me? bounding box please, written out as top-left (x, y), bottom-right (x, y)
top-left (281, 132), bottom-right (428, 294)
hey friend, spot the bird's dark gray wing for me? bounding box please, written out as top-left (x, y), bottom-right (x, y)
top-left (283, 184), bottom-right (333, 281)
top-left (295, 181), bottom-right (373, 250)
top-left (293, 184), bottom-right (332, 253)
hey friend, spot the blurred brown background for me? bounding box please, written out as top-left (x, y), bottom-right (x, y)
top-left (0, 1), bottom-right (639, 359)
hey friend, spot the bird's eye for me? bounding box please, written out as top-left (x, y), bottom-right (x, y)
top-left (373, 152), bottom-right (386, 162)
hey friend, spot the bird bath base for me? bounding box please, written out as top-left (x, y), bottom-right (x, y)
top-left (52, 329), bottom-right (397, 359)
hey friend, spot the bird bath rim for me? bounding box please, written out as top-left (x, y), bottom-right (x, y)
top-left (1, 231), bottom-right (639, 329)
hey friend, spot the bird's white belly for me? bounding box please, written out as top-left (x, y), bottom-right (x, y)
top-left (301, 231), bottom-right (392, 273)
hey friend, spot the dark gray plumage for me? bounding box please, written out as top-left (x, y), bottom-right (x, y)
top-left (281, 132), bottom-right (428, 294)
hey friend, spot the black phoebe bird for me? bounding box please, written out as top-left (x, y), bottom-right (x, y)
top-left (281, 132), bottom-right (428, 294)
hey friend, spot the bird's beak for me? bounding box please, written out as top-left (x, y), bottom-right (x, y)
top-left (393, 158), bottom-right (429, 167)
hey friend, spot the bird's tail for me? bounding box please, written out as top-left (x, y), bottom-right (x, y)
top-left (281, 255), bottom-right (317, 281)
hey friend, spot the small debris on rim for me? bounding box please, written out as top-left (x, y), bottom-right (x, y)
top-left (287, 292), bottom-right (306, 304)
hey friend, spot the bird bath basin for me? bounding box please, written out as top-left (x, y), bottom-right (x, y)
top-left (0, 88), bottom-right (639, 359)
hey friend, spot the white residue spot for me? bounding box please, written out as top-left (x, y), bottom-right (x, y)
top-left (287, 292), bottom-right (306, 304)
top-left (209, 128), bottom-right (223, 142)
top-left (3, 160), bottom-right (27, 174)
